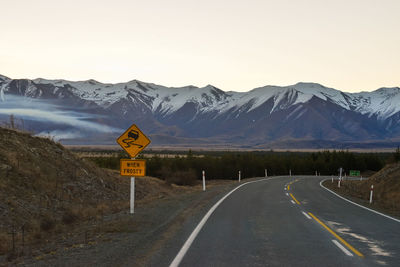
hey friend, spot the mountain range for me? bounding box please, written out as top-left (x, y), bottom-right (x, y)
top-left (1, 74), bottom-right (399, 149)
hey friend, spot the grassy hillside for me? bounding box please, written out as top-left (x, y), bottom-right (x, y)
top-left (0, 127), bottom-right (182, 257)
top-left (324, 161), bottom-right (400, 217)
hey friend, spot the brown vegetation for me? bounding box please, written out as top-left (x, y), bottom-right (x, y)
top-left (324, 162), bottom-right (400, 217)
top-left (0, 127), bottom-right (193, 258)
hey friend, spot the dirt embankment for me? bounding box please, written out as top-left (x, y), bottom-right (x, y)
top-left (323, 162), bottom-right (400, 217)
top-left (0, 128), bottom-right (203, 260)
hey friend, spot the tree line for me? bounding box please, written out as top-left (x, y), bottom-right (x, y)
top-left (87, 150), bottom-right (392, 185)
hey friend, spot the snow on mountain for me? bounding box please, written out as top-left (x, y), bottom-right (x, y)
top-left (2, 75), bottom-right (400, 121)
top-left (1, 74), bottom-right (400, 146)
top-left (350, 87), bottom-right (400, 119)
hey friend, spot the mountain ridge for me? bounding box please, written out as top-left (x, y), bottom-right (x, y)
top-left (0, 74), bottom-right (399, 148)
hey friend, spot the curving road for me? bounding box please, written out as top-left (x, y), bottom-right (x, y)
top-left (168, 176), bottom-right (400, 267)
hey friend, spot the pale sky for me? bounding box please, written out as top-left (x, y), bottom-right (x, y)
top-left (1, 0), bottom-right (399, 92)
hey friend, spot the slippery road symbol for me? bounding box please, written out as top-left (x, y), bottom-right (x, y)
top-left (116, 124), bottom-right (151, 158)
top-left (122, 130), bottom-right (143, 148)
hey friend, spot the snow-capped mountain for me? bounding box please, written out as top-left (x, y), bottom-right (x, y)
top-left (0, 75), bottom-right (399, 148)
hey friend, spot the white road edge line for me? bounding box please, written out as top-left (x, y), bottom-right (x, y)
top-left (291, 200), bottom-right (296, 204)
top-left (320, 179), bottom-right (400, 224)
top-left (302, 211), bottom-right (311, 219)
top-left (169, 177), bottom-right (277, 267)
top-left (332, 239), bottom-right (353, 256)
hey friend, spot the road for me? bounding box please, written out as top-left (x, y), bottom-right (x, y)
top-left (167, 176), bottom-right (400, 267)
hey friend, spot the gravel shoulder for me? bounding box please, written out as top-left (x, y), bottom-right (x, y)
top-left (13, 179), bottom-right (244, 267)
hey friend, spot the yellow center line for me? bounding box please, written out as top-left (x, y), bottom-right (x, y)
top-left (287, 184), bottom-right (290, 190)
top-left (290, 193), bottom-right (300, 205)
top-left (308, 212), bottom-right (364, 258)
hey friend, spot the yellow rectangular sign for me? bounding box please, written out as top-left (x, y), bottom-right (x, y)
top-left (120, 159), bottom-right (146, 177)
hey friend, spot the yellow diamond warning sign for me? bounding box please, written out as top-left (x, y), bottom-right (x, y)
top-left (116, 124), bottom-right (151, 158)
top-left (120, 159), bottom-right (146, 177)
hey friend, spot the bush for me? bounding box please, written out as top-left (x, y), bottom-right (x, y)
top-left (40, 215), bottom-right (55, 231)
top-left (62, 209), bottom-right (78, 225)
top-left (165, 169), bottom-right (197, 186)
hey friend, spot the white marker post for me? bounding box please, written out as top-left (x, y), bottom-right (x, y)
top-left (369, 185), bottom-right (374, 204)
top-left (238, 171), bottom-right (241, 182)
top-left (315, 171), bottom-right (318, 176)
top-left (331, 176), bottom-right (333, 183)
top-left (360, 176), bottom-right (363, 181)
top-left (289, 169), bottom-right (292, 177)
top-left (202, 170), bottom-right (206, 191)
top-left (265, 169), bottom-right (268, 177)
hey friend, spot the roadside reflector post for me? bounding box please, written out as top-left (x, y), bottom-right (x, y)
top-left (238, 171), bottom-right (241, 182)
top-left (289, 169), bottom-right (292, 177)
top-left (360, 176), bottom-right (363, 181)
top-left (202, 170), bottom-right (206, 191)
top-left (331, 176), bottom-right (333, 183)
top-left (338, 178), bottom-right (341, 188)
top-left (369, 185), bottom-right (374, 204)
top-left (315, 171), bottom-right (317, 176)
top-left (265, 169), bottom-right (268, 177)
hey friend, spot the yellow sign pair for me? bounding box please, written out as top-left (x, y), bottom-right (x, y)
top-left (117, 124), bottom-right (151, 177)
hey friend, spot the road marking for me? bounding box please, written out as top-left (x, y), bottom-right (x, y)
top-left (332, 240), bottom-right (353, 256)
top-left (302, 211), bottom-right (311, 219)
top-left (308, 212), bottom-right (364, 258)
top-left (287, 184), bottom-right (290, 190)
top-left (170, 177), bottom-right (276, 267)
top-left (320, 179), bottom-right (400, 224)
top-left (290, 193), bottom-right (300, 205)
top-left (284, 188), bottom-right (287, 190)
top-left (286, 193), bottom-right (289, 196)
top-left (291, 200), bottom-right (296, 204)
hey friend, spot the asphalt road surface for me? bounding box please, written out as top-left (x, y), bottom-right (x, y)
top-left (168, 176), bottom-right (400, 267)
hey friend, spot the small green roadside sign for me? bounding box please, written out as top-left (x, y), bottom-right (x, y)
top-left (349, 170), bottom-right (361, 176)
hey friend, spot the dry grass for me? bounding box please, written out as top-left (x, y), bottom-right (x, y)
top-left (324, 162), bottom-right (400, 217)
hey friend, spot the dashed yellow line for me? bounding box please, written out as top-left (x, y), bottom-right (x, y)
top-left (287, 184), bottom-right (290, 190)
top-left (290, 193), bottom-right (300, 205)
top-left (308, 212), bottom-right (364, 258)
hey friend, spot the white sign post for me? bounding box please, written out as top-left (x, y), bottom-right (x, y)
top-left (238, 171), bottom-right (241, 182)
top-left (130, 157), bottom-right (135, 214)
top-left (130, 176), bottom-right (135, 214)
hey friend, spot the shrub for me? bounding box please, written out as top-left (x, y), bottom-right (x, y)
top-left (166, 169), bottom-right (197, 186)
top-left (40, 215), bottom-right (55, 231)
